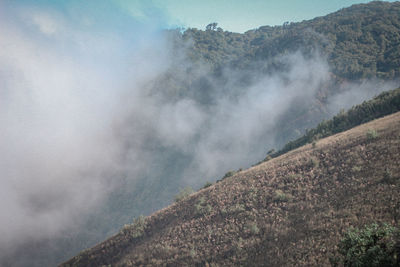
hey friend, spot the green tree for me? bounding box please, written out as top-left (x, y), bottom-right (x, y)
top-left (333, 223), bottom-right (399, 267)
top-left (206, 22), bottom-right (218, 31)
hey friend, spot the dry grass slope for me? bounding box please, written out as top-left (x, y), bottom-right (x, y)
top-left (62, 112), bottom-right (400, 267)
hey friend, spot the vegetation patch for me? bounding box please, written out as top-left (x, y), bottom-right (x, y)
top-left (381, 167), bottom-right (396, 184)
top-left (273, 189), bottom-right (292, 202)
top-left (201, 181), bottom-right (213, 189)
top-left (351, 166), bottom-right (362, 173)
top-left (174, 187), bottom-right (194, 202)
top-left (331, 223), bottom-right (399, 267)
top-left (195, 197), bottom-right (212, 215)
top-left (222, 170), bottom-right (236, 179)
top-left (366, 128), bottom-right (379, 140)
top-left (245, 222), bottom-right (260, 235)
top-left (122, 215), bottom-right (148, 239)
top-left (266, 87), bottom-right (400, 161)
top-left (309, 157), bottom-right (320, 169)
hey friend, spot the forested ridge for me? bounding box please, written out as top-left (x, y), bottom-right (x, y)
top-left (175, 1), bottom-right (400, 79)
top-left (269, 86), bottom-right (400, 159)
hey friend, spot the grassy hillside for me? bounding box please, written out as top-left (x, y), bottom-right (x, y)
top-left (62, 110), bottom-right (400, 266)
top-left (267, 86), bottom-right (400, 160)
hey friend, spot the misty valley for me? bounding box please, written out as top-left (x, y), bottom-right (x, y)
top-left (1, 1), bottom-right (400, 266)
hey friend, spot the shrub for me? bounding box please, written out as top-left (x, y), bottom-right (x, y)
top-left (312, 141), bottom-right (317, 148)
top-left (382, 167), bottom-right (394, 184)
top-left (195, 197), bottom-right (212, 215)
top-left (222, 170), bottom-right (236, 179)
top-left (245, 222), bottom-right (260, 234)
top-left (366, 128), bottom-right (378, 140)
top-left (263, 155), bottom-right (272, 161)
top-left (189, 248), bottom-right (197, 257)
top-left (334, 223), bottom-right (399, 267)
top-left (273, 190), bottom-right (292, 202)
top-left (309, 157), bottom-right (319, 168)
top-left (228, 203), bottom-right (246, 213)
top-left (352, 166), bottom-right (362, 172)
top-left (174, 187), bottom-right (194, 202)
top-left (122, 215), bottom-right (147, 239)
top-left (202, 181), bottom-right (213, 189)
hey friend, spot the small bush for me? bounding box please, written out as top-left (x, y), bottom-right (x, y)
top-left (195, 197), bottom-right (212, 215)
top-left (228, 203), bottom-right (246, 213)
top-left (235, 237), bottom-right (244, 252)
top-left (312, 141), bottom-right (317, 148)
top-left (382, 167), bottom-right (395, 184)
top-left (189, 248), bottom-right (196, 257)
top-left (245, 222), bottom-right (260, 234)
top-left (122, 215), bottom-right (147, 239)
top-left (352, 166), bottom-right (362, 172)
top-left (283, 174), bottom-right (296, 184)
top-left (222, 170), bottom-right (235, 179)
top-left (366, 128), bottom-right (378, 140)
top-left (309, 157), bottom-right (319, 168)
top-left (335, 223), bottom-right (399, 267)
top-left (201, 181), bottom-right (213, 189)
top-left (174, 187), bottom-right (194, 202)
top-left (263, 155), bottom-right (272, 162)
top-left (273, 190), bottom-right (292, 202)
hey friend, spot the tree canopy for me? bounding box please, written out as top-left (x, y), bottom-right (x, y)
top-left (172, 1), bottom-right (400, 80)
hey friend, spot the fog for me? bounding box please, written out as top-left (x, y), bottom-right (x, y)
top-left (0, 1), bottom-right (397, 266)
top-left (0, 0), bottom-right (166, 260)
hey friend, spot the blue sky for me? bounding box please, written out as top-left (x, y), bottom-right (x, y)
top-left (118, 0), bottom-right (397, 32)
top-left (3, 0), bottom-right (397, 33)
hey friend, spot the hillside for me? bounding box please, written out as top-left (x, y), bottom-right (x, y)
top-left (62, 110), bottom-right (400, 266)
top-left (178, 1), bottom-right (400, 80)
top-left (268, 86), bottom-right (400, 160)
top-left (11, 2), bottom-right (400, 266)
top-left (88, 1), bottom-right (400, 239)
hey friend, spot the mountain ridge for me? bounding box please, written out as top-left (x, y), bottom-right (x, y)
top-left (178, 1), bottom-right (400, 80)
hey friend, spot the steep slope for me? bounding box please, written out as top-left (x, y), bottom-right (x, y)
top-left (62, 111), bottom-right (400, 266)
top-left (54, 2), bottom-right (400, 266)
top-left (79, 0), bottom-right (400, 245)
top-left (270, 86), bottom-right (400, 159)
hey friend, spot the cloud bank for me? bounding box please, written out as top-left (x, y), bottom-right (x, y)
top-left (0, 0), bottom-right (169, 260)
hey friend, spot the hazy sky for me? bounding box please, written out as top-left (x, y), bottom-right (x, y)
top-left (4, 0), bottom-right (397, 33)
top-left (119, 0), bottom-right (398, 32)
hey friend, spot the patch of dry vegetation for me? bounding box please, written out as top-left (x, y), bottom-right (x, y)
top-left (62, 112), bottom-right (400, 267)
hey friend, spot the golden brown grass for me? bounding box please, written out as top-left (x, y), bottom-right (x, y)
top-left (62, 112), bottom-right (400, 267)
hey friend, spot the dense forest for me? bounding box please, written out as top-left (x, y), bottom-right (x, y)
top-left (175, 1), bottom-right (400, 80)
